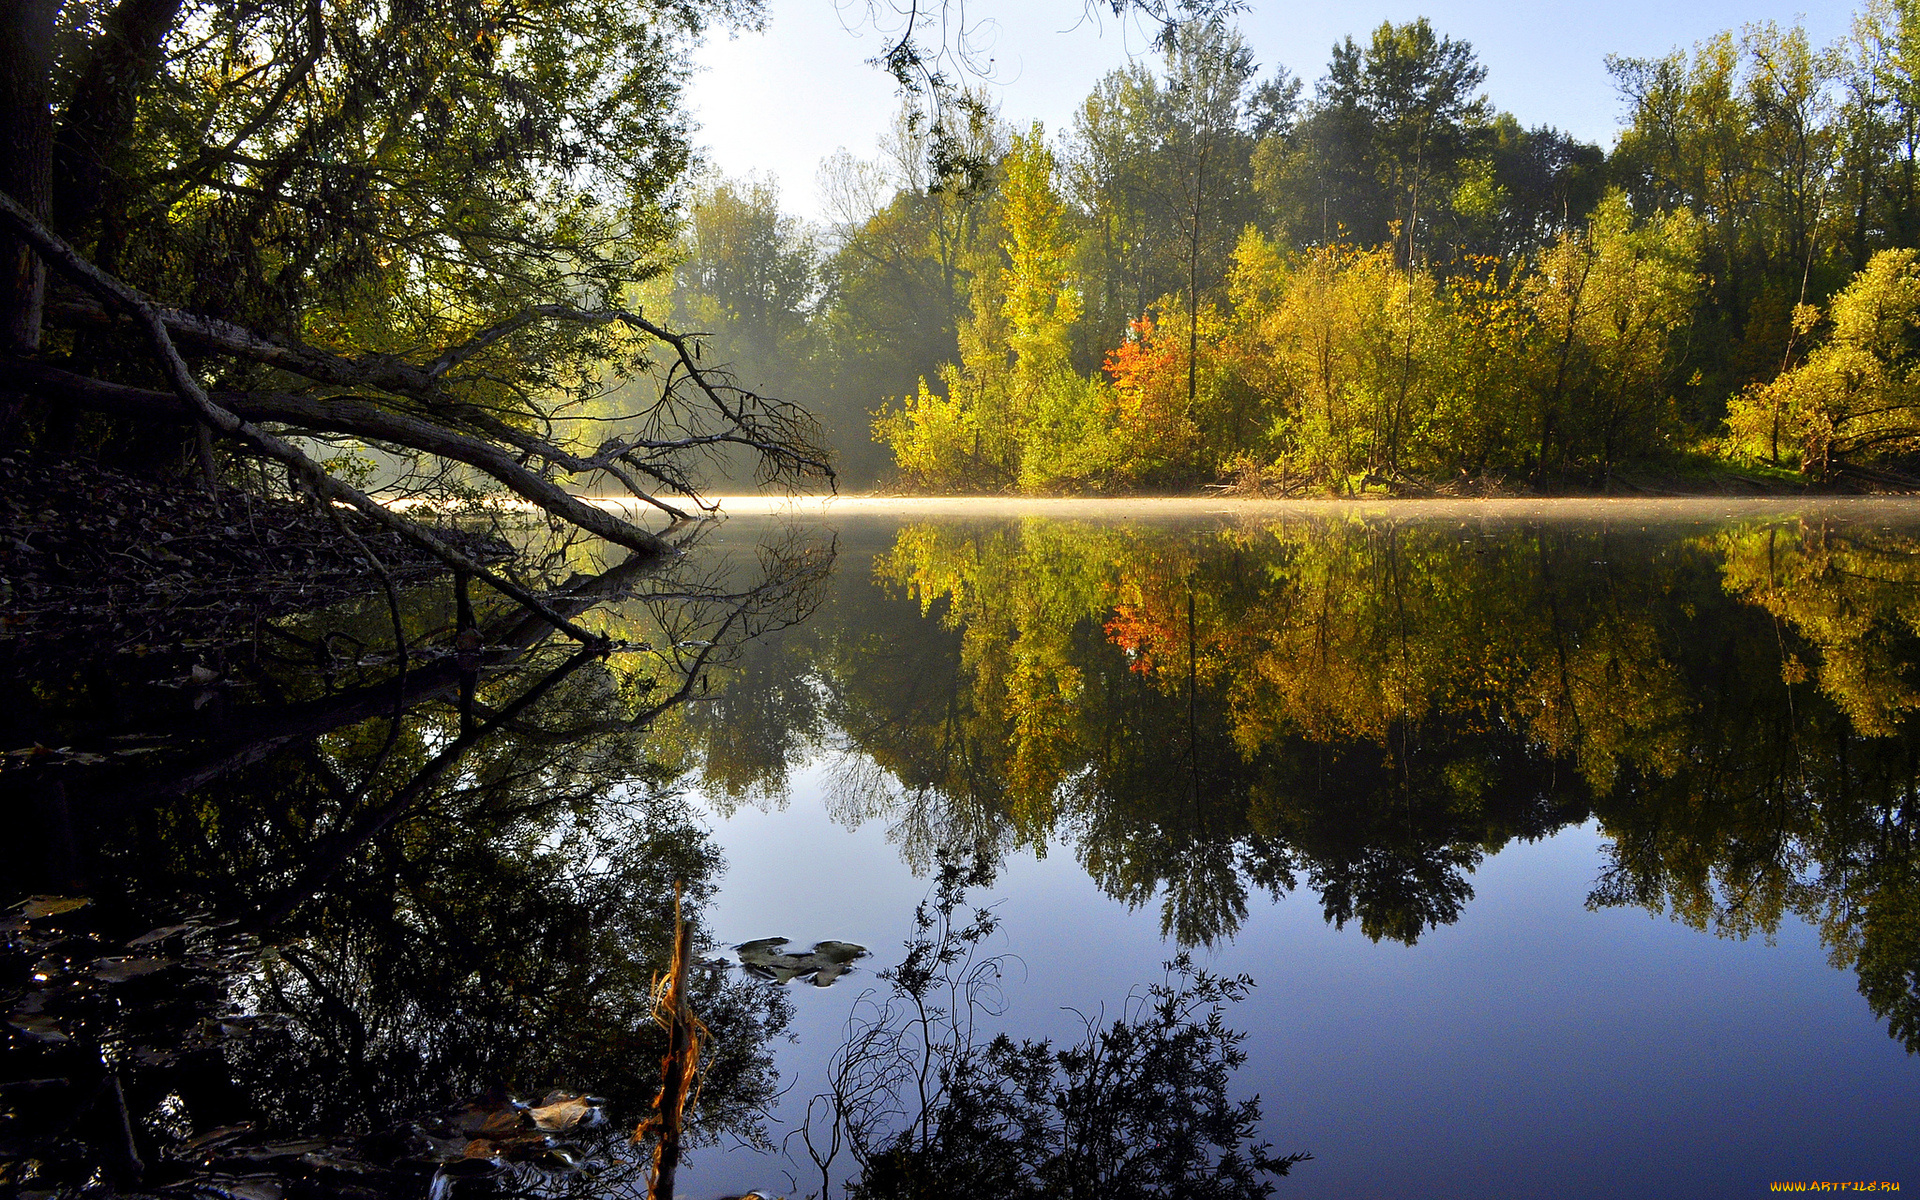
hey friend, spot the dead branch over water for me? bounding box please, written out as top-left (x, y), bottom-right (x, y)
top-left (0, 189), bottom-right (834, 641)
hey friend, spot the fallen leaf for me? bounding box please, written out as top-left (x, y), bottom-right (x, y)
top-left (191, 1174), bottom-right (284, 1200)
top-left (8, 1014), bottom-right (68, 1043)
top-left (89, 956), bottom-right (173, 982)
top-left (128, 924), bottom-right (191, 947)
top-left (527, 1096), bottom-right (601, 1132)
top-left (227, 1140), bottom-right (330, 1163)
top-left (184, 1123), bottom-right (256, 1152)
top-left (14, 896), bottom-right (90, 919)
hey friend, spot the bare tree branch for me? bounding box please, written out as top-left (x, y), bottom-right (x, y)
top-left (0, 187), bottom-right (623, 643)
top-left (46, 296), bottom-right (837, 503)
top-left (9, 360), bottom-right (695, 553)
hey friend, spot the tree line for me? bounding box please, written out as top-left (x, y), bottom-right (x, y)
top-left (671, 2), bottom-right (1920, 492)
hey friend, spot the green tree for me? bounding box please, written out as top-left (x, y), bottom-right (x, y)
top-left (1344, 18), bottom-right (1490, 264)
top-left (816, 105), bottom-right (1005, 486)
top-left (1609, 23), bottom-right (1845, 416)
top-left (1, 0), bottom-right (831, 620)
top-left (1064, 20), bottom-right (1269, 368)
top-left (1439, 115), bottom-right (1607, 264)
top-left (667, 174), bottom-right (824, 485)
top-left (1841, 0), bottom-right (1920, 261)
top-left (1257, 19), bottom-right (1490, 262)
top-left (674, 177), bottom-right (819, 373)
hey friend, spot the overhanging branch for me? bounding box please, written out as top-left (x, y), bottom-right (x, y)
top-left (0, 187), bottom-right (627, 643)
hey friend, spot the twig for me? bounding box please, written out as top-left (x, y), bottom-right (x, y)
top-left (640, 884), bottom-right (706, 1200)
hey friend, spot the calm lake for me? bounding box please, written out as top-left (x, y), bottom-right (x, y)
top-left (7, 498), bottom-right (1920, 1198)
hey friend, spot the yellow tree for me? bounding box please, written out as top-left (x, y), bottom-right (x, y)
top-left (1725, 248), bottom-right (1920, 476)
top-left (1715, 517), bottom-right (1920, 735)
top-left (1225, 235), bottom-right (1442, 489)
top-left (1523, 192), bottom-right (1702, 473)
top-left (875, 123), bottom-right (1118, 491)
top-left (1003, 124), bottom-right (1125, 490)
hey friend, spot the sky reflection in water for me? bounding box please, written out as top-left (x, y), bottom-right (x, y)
top-left (679, 503), bottom-right (1920, 1199)
top-left (7, 501), bottom-right (1920, 1198)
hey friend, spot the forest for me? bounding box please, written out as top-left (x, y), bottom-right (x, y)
top-left (668, 2), bottom-right (1920, 493)
top-left (14, 5), bottom-right (1920, 1195)
top-left (10, 1), bottom-right (1920, 519)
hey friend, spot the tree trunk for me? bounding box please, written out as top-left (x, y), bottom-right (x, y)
top-left (50, 0), bottom-right (187, 247)
top-left (645, 891), bottom-right (701, 1200)
top-left (1, 0), bottom-right (58, 354)
top-left (8, 358), bottom-right (674, 558)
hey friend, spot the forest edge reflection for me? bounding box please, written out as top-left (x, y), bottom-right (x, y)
top-left (7, 505), bottom-right (1920, 1198)
top-left (2, 513), bottom-right (1311, 1200)
top-left (678, 509), bottom-right (1920, 1058)
top-left (2, 527), bottom-right (834, 1195)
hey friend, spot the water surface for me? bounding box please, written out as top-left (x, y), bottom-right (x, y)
top-left (672, 499), bottom-right (1920, 1198)
top-left (6, 498), bottom-right (1920, 1198)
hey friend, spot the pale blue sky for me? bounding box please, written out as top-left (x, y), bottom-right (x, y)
top-left (686, 0), bottom-right (1851, 220)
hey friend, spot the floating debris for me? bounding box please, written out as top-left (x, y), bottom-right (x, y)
top-left (733, 938), bottom-right (868, 987)
top-left (88, 955), bottom-right (175, 982)
top-left (11, 896), bottom-right (91, 919)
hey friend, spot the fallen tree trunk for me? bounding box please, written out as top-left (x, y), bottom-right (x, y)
top-left (0, 189), bottom-right (627, 643)
top-left (46, 296), bottom-right (835, 516)
top-left (0, 186), bottom-right (835, 642)
top-left (9, 358), bottom-right (679, 557)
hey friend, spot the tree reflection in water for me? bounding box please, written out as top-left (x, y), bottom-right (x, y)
top-left (678, 514), bottom-right (1920, 1054)
top-left (2, 530), bottom-right (831, 1194)
top-left (793, 858), bottom-right (1310, 1200)
top-left (11, 510), bottom-right (1920, 1195)
top-left (2, 517), bottom-right (1320, 1200)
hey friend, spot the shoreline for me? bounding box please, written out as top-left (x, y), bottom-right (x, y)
top-left (588, 492), bottom-right (1920, 523)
